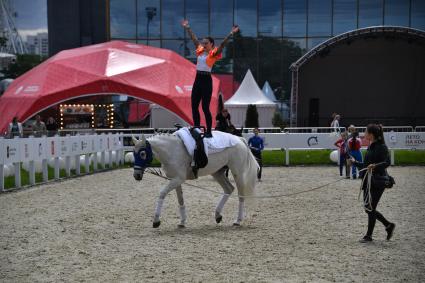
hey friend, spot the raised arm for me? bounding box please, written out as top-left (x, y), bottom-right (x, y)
top-left (216, 25), bottom-right (239, 55)
top-left (181, 20), bottom-right (200, 48)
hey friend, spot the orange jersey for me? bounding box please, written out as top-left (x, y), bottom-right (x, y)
top-left (195, 46), bottom-right (222, 68)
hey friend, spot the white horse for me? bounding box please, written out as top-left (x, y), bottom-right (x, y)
top-left (132, 132), bottom-right (258, 228)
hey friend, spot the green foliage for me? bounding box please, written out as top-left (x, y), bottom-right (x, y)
top-left (245, 104), bottom-right (259, 128)
top-left (3, 54), bottom-right (46, 79)
top-left (262, 150), bottom-right (285, 166)
top-left (272, 111), bottom-right (286, 129)
top-left (394, 150), bottom-right (425, 165)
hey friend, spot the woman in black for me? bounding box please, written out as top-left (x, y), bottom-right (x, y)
top-left (351, 124), bottom-right (395, 243)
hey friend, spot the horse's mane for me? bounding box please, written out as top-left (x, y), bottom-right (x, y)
top-left (147, 133), bottom-right (180, 143)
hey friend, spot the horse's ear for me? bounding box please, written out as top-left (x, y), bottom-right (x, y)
top-left (141, 134), bottom-right (146, 146)
top-left (132, 136), bottom-right (139, 146)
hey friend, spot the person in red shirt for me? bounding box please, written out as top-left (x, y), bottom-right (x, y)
top-left (348, 131), bottom-right (363, 179)
top-left (334, 131), bottom-right (349, 178)
top-left (182, 19), bottom-right (239, 137)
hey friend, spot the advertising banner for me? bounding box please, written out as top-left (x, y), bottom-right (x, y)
top-left (32, 138), bottom-right (47, 161)
top-left (46, 137), bottom-right (60, 159)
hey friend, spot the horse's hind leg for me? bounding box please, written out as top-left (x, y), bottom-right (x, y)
top-left (153, 178), bottom-right (183, 228)
top-left (212, 168), bottom-right (235, 223)
top-left (175, 185), bottom-right (187, 228)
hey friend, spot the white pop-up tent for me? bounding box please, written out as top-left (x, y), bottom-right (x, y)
top-left (262, 81), bottom-right (278, 102)
top-left (225, 70), bottom-right (277, 127)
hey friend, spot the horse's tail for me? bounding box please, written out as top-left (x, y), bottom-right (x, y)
top-left (235, 137), bottom-right (258, 199)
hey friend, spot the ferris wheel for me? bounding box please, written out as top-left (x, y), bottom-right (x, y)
top-left (0, 0), bottom-right (28, 54)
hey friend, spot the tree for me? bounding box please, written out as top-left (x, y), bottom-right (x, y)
top-left (3, 54), bottom-right (46, 79)
top-left (245, 104), bottom-right (259, 128)
top-left (272, 111), bottom-right (286, 129)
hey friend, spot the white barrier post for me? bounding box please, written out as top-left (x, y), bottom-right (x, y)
top-left (54, 157), bottom-right (60, 180)
top-left (108, 151), bottom-right (113, 168)
top-left (101, 151), bottom-right (105, 169)
top-left (85, 154), bottom-right (90, 173)
top-left (0, 165), bottom-right (4, 191)
top-left (93, 152), bottom-right (98, 171)
top-left (0, 137), bottom-right (3, 191)
top-left (285, 148), bottom-right (290, 166)
top-left (75, 155), bottom-right (80, 175)
top-left (14, 162), bottom-right (21, 188)
top-left (29, 160), bottom-right (35, 185)
top-left (390, 149), bottom-right (395, 166)
top-left (65, 156), bottom-right (71, 177)
top-left (42, 159), bottom-right (48, 182)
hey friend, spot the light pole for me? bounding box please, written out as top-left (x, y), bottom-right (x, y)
top-left (145, 7), bottom-right (156, 45)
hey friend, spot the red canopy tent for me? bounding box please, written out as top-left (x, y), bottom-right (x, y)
top-left (0, 41), bottom-right (220, 133)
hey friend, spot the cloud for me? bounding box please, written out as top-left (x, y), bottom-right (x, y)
top-left (17, 28), bottom-right (48, 41)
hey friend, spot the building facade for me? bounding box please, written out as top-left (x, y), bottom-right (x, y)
top-left (109, 0), bottom-right (425, 105)
top-left (46, 0), bottom-right (425, 127)
top-left (26, 32), bottom-right (49, 57)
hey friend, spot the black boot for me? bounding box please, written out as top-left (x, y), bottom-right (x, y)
top-left (192, 166), bottom-right (198, 178)
top-left (359, 235), bottom-right (373, 243)
top-left (386, 223), bottom-right (395, 241)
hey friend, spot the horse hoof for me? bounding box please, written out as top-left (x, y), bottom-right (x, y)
top-left (216, 215), bottom-right (223, 224)
top-left (233, 222), bottom-right (241, 227)
top-left (177, 224), bottom-right (186, 229)
top-left (153, 221), bottom-right (161, 228)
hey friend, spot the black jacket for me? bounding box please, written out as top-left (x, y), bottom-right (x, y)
top-left (354, 141), bottom-right (390, 178)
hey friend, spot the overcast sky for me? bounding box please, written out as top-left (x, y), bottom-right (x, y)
top-left (10, 0), bottom-right (48, 41)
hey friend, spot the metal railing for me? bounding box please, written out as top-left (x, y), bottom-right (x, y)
top-left (3, 125), bottom-right (421, 139)
top-left (282, 127), bottom-right (346, 133)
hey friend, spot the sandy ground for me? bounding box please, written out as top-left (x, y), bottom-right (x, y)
top-left (0, 166), bottom-right (424, 282)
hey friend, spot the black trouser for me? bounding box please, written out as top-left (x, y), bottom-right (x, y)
top-left (251, 150), bottom-right (262, 179)
top-left (191, 72), bottom-right (212, 133)
top-left (363, 185), bottom-right (391, 237)
top-left (339, 153), bottom-right (349, 176)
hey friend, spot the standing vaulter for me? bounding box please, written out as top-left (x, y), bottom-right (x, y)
top-left (181, 19), bottom-right (239, 138)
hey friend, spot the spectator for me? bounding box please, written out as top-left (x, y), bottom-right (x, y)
top-left (32, 115), bottom-right (47, 137)
top-left (46, 117), bottom-right (58, 136)
top-left (7, 117), bottom-right (23, 138)
top-left (334, 131), bottom-right (349, 178)
top-left (215, 108), bottom-right (232, 133)
top-left (330, 114), bottom-right (341, 133)
top-left (248, 128), bottom-right (264, 181)
top-left (348, 130), bottom-right (362, 179)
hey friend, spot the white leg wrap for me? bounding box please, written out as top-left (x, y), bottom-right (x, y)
top-left (154, 198), bottom-right (164, 222)
top-left (216, 194), bottom-right (230, 215)
top-left (179, 205), bottom-right (187, 224)
top-left (235, 198), bottom-right (245, 224)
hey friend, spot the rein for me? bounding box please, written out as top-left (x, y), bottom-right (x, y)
top-left (145, 168), bottom-right (346, 199)
top-left (357, 162), bottom-right (387, 211)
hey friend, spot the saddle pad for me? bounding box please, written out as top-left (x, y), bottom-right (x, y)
top-left (175, 127), bottom-right (241, 157)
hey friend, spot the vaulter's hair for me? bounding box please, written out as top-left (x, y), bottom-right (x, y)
top-left (205, 36), bottom-right (214, 46)
top-left (366, 123), bottom-right (385, 144)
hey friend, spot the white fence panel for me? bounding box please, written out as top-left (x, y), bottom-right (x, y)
top-left (1, 133), bottom-right (124, 191)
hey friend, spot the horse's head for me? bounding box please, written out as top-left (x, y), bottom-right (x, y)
top-left (132, 135), bottom-right (153, 181)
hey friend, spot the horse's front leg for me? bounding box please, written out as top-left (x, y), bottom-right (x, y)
top-left (212, 168), bottom-right (235, 224)
top-left (175, 185), bottom-right (187, 228)
top-left (233, 197), bottom-right (245, 226)
top-left (153, 178), bottom-right (183, 228)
